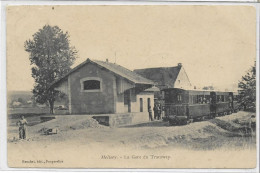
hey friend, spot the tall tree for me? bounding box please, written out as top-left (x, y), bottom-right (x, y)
top-left (238, 61), bottom-right (256, 111)
top-left (25, 25), bottom-right (78, 114)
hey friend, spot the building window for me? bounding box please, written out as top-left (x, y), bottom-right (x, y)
top-left (83, 80), bottom-right (100, 90)
top-left (140, 98), bottom-right (143, 112)
top-left (80, 77), bottom-right (102, 92)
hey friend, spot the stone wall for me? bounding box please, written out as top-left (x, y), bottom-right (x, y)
top-left (92, 112), bottom-right (150, 127)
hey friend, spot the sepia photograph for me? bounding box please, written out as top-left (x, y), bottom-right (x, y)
top-left (6, 4), bottom-right (257, 168)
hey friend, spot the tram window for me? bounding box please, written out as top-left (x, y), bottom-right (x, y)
top-left (217, 95), bottom-right (225, 102)
top-left (191, 95), bottom-right (203, 104)
top-left (205, 95), bottom-right (210, 103)
top-left (198, 95), bottom-right (204, 104)
top-left (202, 97), bottom-right (206, 104)
top-left (217, 95), bottom-right (221, 102)
top-left (225, 95), bottom-right (229, 102)
top-left (195, 95), bottom-right (199, 104)
top-left (190, 96), bottom-right (193, 104)
top-left (219, 96), bottom-right (222, 102)
top-left (198, 96), bottom-right (200, 103)
top-left (199, 95), bottom-right (201, 103)
top-left (177, 95), bottom-right (182, 102)
top-left (193, 96), bottom-right (196, 104)
top-left (229, 96), bottom-right (232, 102)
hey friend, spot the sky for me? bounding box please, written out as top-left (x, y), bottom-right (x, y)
top-left (6, 5), bottom-right (256, 91)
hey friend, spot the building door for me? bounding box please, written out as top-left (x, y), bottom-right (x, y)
top-left (210, 92), bottom-right (216, 115)
top-left (124, 90), bottom-right (131, 113)
top-left (147, 98), bottom-right (151, 111)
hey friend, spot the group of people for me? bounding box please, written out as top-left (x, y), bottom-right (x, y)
top-left (148, 104), bottom-right (163, 121)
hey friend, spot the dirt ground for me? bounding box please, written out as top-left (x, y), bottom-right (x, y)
top-left (7, 111), bottom-right (257, 168)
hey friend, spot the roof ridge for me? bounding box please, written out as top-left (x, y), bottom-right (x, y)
top-left (51, 58), bottom-right (155, 87)
top-left (91, 59), bottom-right (154, 84)
top-left (134, 66), bottom-right (181, 71)
top-left (92, 59), bottom-right (154, 82)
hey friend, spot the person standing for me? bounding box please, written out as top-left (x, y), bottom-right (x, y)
top-left (17, 115), bottom-right (28, 140)
top-left (153, 105), bottom-right (157, 120)
top-left (148, 106), bottom-right (153, 121)
top-left (157, 104), bottom-right (161, 120)
top-left (161, 105), bottom-right (165, 119)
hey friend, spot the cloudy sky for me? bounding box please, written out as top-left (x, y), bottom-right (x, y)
top-left (7, 5), bottom-right (256, 91)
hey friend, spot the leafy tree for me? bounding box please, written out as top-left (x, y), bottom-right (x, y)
top-left (238, 62), bottom-right (256, 111)
top-left (17, 98), bottom-right (25, 104)
top-left (25, 25), bottom-right (78, 114)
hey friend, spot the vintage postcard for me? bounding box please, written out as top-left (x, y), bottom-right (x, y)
top-left (6, 5), bottom-right (257, 169)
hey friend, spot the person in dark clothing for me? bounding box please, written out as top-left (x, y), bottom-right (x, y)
top-left (16, 115), bottom-right (28, 139)
top-left (148, 106), bottom-right (153, 121)
top-left (153, 105), bottom-right (157, 120)
top-left (157, 104), bottom-right (161, 120)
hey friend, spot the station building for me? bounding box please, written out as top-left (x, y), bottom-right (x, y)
top-left (51, 58), bottom-right (156, 124)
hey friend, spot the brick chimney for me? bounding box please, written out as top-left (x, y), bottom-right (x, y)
top-left (106, 59), bottom-right (109, 63)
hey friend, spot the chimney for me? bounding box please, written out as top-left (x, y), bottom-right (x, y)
top-left (178, 63), bottom-right (182, 67)
top-left (106, 59), bottom-right (109, 63)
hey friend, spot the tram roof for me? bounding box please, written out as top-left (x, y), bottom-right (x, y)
top-left (162, 88), bottom-right (236, 94)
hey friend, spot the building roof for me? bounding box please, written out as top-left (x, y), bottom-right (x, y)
top-left (51, 58), bottom-right (154, 87)
top-left (144, 86), bottom-right (160, 92)
top-left (134, 65), bottom-right (182, 88)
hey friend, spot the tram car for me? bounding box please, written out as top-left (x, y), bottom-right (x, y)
top-left (163, 88), bottom-right (239, 125)
top-left (231, 92), bottom-right (240, 112)
top-left (210, 91), bottom-right (233, 116)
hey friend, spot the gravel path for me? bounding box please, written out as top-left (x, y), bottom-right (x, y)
top-left (7, 111), bottom-right (256, 168)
